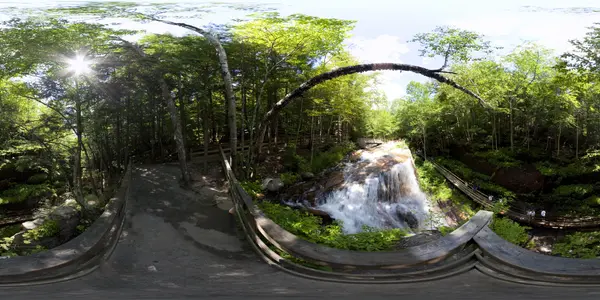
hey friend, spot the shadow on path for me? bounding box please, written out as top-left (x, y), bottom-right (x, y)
top-left (2, 163), bottom-right (600, 299)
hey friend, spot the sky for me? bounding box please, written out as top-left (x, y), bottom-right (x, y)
top-left (2, 0), bottom-right (600, 100)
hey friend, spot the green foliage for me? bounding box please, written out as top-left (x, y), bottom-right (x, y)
top-left (552, 184), bottom-right (594, 198)
top-left (438, 226), bottom-right (454, 236)
top-left (0, 224), bottom-right (21, 238)
top-left (535, 160), bottom-right (598, 177)
top-left (553, 231), bottom-right (600, 258)
top-left (282, 144), bottom-right (309, 173)
top-left (473, 149), bottom-right (521, 168)
top-left (414, 158), bottom-right (477, 217)
top-left (258, 201), bottom-right (406, 251)
top-left (0, 184), bottom-right (55, 204)
top-left (0, 237), bottom-right (16, 257)
top-left (586, 195), bottom-right (600, 207)
top-left (435, 157), bottom-right (491, 181)
top-left (310, 142), bottom-right (356, 174)
top-left (27, 173), bottom-right (49, 184)
top-left (489, 217), bottom-right (530, 246)
top-left (279, 172), bottom-right (300, 186)
top-left (365, 109), bottom-right (397, 139)
top-left (239, 180), bottom-right (262, 200)
top-left (22, 220), bottom-right (60, 242)
top-left (410, 26), bottom-right (494, 65)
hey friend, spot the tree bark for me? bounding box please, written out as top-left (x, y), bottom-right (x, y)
top-left (150, 18), bottom-right (237, 172)
top-left (117, 38), bottom-right (191, 186)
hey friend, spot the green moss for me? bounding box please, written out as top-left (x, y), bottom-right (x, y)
top-left (258, 201), bottom-right (406, 251)
top-left (553, 231), bottom-right (600, 259)
top-left (490, 216), bottom-right (530, 246)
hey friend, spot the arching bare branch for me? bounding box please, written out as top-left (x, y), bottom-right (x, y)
top-left (256, 62), bottom-right (492, 156)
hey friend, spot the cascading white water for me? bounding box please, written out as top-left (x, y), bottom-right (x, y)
top-left (315, 143), bottom-right (446, 234)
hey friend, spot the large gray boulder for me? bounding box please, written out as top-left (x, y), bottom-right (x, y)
top-left (48, 205), bottom-right (81, 242)
top-left (261, 178), bottom-right (284, 193)
top-left (12, 205), bottom-right (81, 254)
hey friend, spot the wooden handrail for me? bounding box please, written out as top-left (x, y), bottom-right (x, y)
top-left (424, 156), bottom-right (600, 228)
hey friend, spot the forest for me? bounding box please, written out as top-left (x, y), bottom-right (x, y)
top-left (1, 2), bottom-right (600, 258)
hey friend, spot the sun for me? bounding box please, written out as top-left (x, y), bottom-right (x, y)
top-left (66, 54), bottom-right (92, 76)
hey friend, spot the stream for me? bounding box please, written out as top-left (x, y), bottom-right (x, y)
top-left (314, 142), bottom-right (447, 234)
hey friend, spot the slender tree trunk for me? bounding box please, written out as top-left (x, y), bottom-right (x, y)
top-left (209, 90), bottom-right (217, 143)
top-left (151, 18), bottom-right (237, 171)
top-left (73, 80), bottom-right (89, 214)
top-left (557, 124), bottom-right (562, 157)
top-left (203, 94), bottom-right (210, 172)
top-left (160, 77), bottom-right (191, 186)
top-left (310, 116), bottom-right (315, 165)
top-left (576, 117), bottom-right (580, 160)
top-left (509, 97), bottom-right (514, 152)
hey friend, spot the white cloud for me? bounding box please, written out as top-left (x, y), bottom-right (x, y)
top-left (347, 34), bottom-right (409, 63)
top-left (346, 34), bottom-right (410, 100)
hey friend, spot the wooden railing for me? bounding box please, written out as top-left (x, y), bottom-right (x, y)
top-left (426, 158), bottom-right (600, 228)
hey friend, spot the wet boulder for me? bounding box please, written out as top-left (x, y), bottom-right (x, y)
top-left (301, 172), bottom-right (315, 181)
top-left (396, 209), bottom-right (419, 230)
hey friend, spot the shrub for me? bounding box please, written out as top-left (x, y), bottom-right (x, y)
top-left (552, 184), bottom-right (594, 199)
top-left (474, 149), bottom-right (521, 168)
top-left (239, 180), bottom-right (262, 200)
top-left (0, 184), bottom-right (55, 204)
top-left (553, 231), bottom-right (600, 258)
top-left (489, 217), bottom-right (530, 246)
top-left (258, 201), bottom-right (406, 251)
top-left (438, 226), bottom-right (454, 236)
top-left (414, 159), bottom-right (477, 217)
top-left (280, 172), bottom-right (300, 186)
top-left (310, 142), bottom-right (356, 174)
top-left (22, 220), bottom-right (60, 242)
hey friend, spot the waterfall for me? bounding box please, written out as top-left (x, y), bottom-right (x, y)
top-left (315, 143), bottom-right (446, 234)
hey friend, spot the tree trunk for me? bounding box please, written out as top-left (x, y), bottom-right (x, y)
top-left (557, 124), bottom-right (562, 157)
top-left (73, 80), bottom-right (90, 215)
top-left (203, 94), bottom-right (210, 172)
top-left (151, 18), bottom-right (237, 171)
top-left (160, 77), bottom-right (191, 186)
top-left (576, 118), bottom-right (580, 160)
top-left (509, 97), bottom-right (514, 152)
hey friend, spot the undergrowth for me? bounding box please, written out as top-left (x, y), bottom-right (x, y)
top-left (489, 216), bottom-right (530, 246)
top-left (258, 201), bottom-right (406, 251)
top-left (553, 231), bottom-right (600, 259)
top-left (414, 157), bottom-right (477, 218)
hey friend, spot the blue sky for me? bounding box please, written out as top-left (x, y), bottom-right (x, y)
top-left (2, 0), bottom-right (600, 100)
